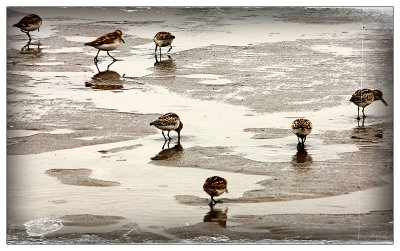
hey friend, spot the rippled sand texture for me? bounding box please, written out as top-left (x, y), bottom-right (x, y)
top-left (6, 7), bottom-right (393, 244)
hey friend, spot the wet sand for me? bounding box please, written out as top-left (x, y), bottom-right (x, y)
top-left (6, 7), bottom-right (393, 244)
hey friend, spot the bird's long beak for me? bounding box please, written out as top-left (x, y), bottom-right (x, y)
top-left (121, 38), bottom-right (125, 43)
top-left (381, 98), bottom-right (388, 106)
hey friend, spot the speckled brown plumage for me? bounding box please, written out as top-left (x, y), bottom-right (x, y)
top-left (150, 113), bottom-right (183, 141)
top-left (154, 31), bottom-right (175, 41)
top-left (203, 176), bottom-right (228, 206)
top-left (154, 31), bottom-right (175, 55)
top-left (85, 30), bottom-right (124, 46)
top-left (84, 30), bottom-right (125, 61)
top-left (350, 89), bottom-right (388, 120)
top-left (291, 118), bottom-right (313, 146)
top-left (13, 14), bottom-right (42, 41)
top-left (13, 14), bottom-right (42, 29)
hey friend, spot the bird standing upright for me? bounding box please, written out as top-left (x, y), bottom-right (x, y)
top-left (291, 118), bottom-right (313, 147)
top-left (154, 31), bottom-right (175, 56)
top-left (84, 30), bottom-right (125, 62)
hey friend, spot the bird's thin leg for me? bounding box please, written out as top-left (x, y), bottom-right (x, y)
top-left (22, 30), bottom-right (32, 41)
top-left (177, 131), bottom-right (181, 142)
top-left (107, 51), bottom-right (116, 61)
top-left (159, 46), bottom-right (162, 56)
top-left (162, 131), bottom-right (168, 141)
top-left (362, 107), bottom-right (366, 118)
top-left (154, 45), bottom-right (158, 54)
top-left (209, 196), bottom-right (216, 207)
top-left (167, 131), bottom-right (171, 141)
top-left (162, 140), bottom-right (167, 150)
top-left (297, 136), bottom-right (301, 146)
top-left (357, 107), bottom-right (360, 120)
top-left (167, 45), bottom-right (172, 52)
top-left (94, 49), bottom-right (100, 62)
top-left (107, 60), bottom-right (116, 71)
top-left (303, 136), bottom-right (307, 143)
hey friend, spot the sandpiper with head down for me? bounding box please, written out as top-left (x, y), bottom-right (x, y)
top-left (291, 118), bottom-right (313, 147)
top-left (203, 176), bottom-right (228, 207)
top-left (150, 112), bottom-right (183, 142)
top-left (13, 14), bottom-right (42, 42)
top-left (349, 89), bottom-right (388, 120)
top-left (154, 31), bottom-right (175, 55)
top-left (84, 30), bottom-right (125, 62)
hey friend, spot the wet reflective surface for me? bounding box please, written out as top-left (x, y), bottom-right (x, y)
top-left (6, 7), bottom-right (393, 243)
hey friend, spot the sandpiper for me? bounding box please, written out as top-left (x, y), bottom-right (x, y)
top-left (291, 118), bottom-right (313, 147)
top-left (13, 14), bottom-right (42, 42)
top-left (84, 30), bottom-right (125, 62)
top-left (150, 112), bottom-right (183, 141)
top-left (349, 89), bottom-right (388, 120)
top-left (154, 31), bottom-right (175, 55)
top-left (203, 176), bottom-right (228, 207)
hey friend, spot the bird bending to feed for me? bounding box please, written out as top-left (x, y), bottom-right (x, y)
top-left (349, 89), bottom-right (388, 120)
top-left (154, 31), bottom-right (175, 55)
top-left (291, 118), bottom-right (313, 147)
top-left (84, 30), bottom-right (125, 62)
top-left (13, 14), bottom-right (42, 42)
top-left (203, 176), bottom-right (228, 207)
top-left (150, 112), bottom-right (183, 141)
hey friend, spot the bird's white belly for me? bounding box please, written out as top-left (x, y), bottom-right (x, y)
top-left (355, 100), bottom-right (373, 108)
top-left (93, 42), bottom-right (120, 51)
top-left (204, 188), bottom-right (225, 197)
top-left (154, 38), bottom-right (173, 47)
top-left (155, 124), bottom-right (179, 131)
top-left (292, 128), bottom-right (312, 137)
top-left (21, 24), bottom-right (41, 31)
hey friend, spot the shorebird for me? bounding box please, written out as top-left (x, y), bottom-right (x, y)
top-left (13, 14), bottom-right (42, 42)
top-left (203, 176), bottom-right (228, 207)
top-left (349, 89), bottom-right (388, 120)
top-left (291, 118), bottom-right (313, 147)
top-left (84, 30), bottom-right (125, 62)
top-left (154, 31), bottom-right (175, 55)
top-left (150, 112), bottom-right (183, 141)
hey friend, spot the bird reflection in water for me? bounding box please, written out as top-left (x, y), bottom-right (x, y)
top-left (154, 55), bottom-right (176, 73)
top-left (357, 117), bottom-right (365, 128)
top-left (351, 117), bottom-right (384, 143)
top-left (85, 61), bottom-right (123, 90)
top-left (20, 41), bottom-right (42, 56)
top-left (151, 142), bottom-right (183, 160)
top-left (292, 145), bottom-right (313, 168)
top-left (203, 207), bottom-right (228, 228)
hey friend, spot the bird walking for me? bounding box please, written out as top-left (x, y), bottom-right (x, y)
top-left (13, 14), bottom-right (42, 42)
top-left (84, 30), bottom-right (125, 62)
top-left (349, 89), bottom-right (388, 120)
top-left (150, 112), bottom-right (183, 142)
top-left (203, 176), bottom-right (228, 207)
top-left (291, 118), bottom-right (313, 147)
top-left (154, 31), bottom-right (175, 56)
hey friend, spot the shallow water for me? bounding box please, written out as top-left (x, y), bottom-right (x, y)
top-left (7, 7), bottom-right (393, 242)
